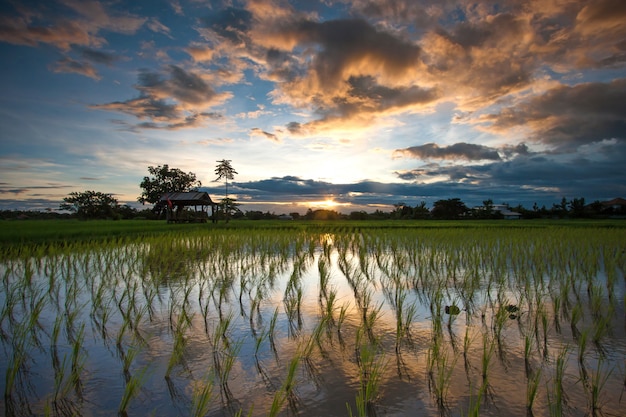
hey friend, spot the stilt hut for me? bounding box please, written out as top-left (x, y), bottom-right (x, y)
top-left (156, 192), bottom-right (217, 223)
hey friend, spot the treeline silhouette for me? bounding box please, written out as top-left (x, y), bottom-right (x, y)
top-left (2, 197), bottom-right (624, 221)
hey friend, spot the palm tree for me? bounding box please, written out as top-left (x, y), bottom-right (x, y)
top-left (214, 159), bottom-right (238, 222)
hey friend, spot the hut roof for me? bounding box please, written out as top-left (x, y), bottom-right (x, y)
top-left (157, 191), bottom-right (216, 206)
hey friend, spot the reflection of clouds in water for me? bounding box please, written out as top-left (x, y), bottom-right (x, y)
top-left (1, 229), bottom-right (624, 416)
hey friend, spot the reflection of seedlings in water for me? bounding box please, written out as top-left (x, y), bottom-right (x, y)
top-left (318, 256), bottom-right (330, 301)
top-left (588, 357), bottom-right (612, 417)
top-left (254, 327), bottom-right (268, 357)
top-left (433, 346), bottom-right (457, 412)
top-left (578, 328), bottom-right (590, 384)
top-left (592, 315), bottom-right (611, 352)
top-left (547, 345), bottom-right (568, 417)
top-left (492, 303), bottom-right (510, 361)
top-left (119, 366), bottom-right (147, 417)
top-left (190, 371), bottom-right (214, 417)
top-left (551, 293), bottom-right (562, 332)
top-left (336, 302), bottom-right (350, 345)
top-left (120, 341), bottom-right (141, 382)
top-left (526, 367), bottom-right (542, 416)
top-left (394, 289), bottom-right (407, 354)
top-left (70, 323), bottom-right (86, 399)
top-left (349, 329), bottom-right (386, 417)
top-left (363, 298), bottom-right (383, 344)
top-left (534, 304), bottom-right (549, 360)
top-left (464, 380), bottom-right (483, 417)
top-left (462, 326), bottom-right (473, 379)
top-left (570, 301), bottom-right (583, 340)
top-left (0, 226), bottom-right (624, 417)
top-left (269, 355), bottom-right (300, 417)
top-left (166, 317), bottom-right (191, 378)
top-left (217, 338), bottom-right (243, 403)
top-left (523, 333), bottom-right (534, 379)
top-left (480, 333), bottom-right (496, 397)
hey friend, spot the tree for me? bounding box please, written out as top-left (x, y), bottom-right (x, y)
top-left (214, 159), bottom-right (238, 221)
top-left (138, 164), bottom-right (201, 205)
top-left (60, 191), bottom-right (120, 219)
top-left (568, 197), bottom-right (586, 218)
top-left (431, 198), bottom-right (468, 219)
top-left (392, 202), bottom-right (411, 219)
top-left (412, 201), bottom-right (430, 219)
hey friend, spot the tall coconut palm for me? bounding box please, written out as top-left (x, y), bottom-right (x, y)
top-left (214, 159), bottom-right (238, 222)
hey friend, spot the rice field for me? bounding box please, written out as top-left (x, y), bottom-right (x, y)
top-left (1, 224), bottom-right (624, 416)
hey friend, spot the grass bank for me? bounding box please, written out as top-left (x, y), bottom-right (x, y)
top-left (1, 218), bottom-right (624, 250)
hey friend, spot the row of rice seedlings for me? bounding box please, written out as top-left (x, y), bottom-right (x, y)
top-left (347, 327), bottom-right (387, 417)
top-left (1, 226), bottom-right (624, 415)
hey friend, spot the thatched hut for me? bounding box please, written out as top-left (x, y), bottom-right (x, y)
top-left (155, 191), bottom-right (217, 223)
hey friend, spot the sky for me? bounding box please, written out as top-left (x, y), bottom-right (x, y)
top-left (0, 0), bottom-right (625, 214)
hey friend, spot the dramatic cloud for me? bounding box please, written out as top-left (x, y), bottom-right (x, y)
top-left (91, 65), bottom-right (231, 129)
top-left (483, 78), bottom-right (626, 150)
top-left (247, 12), bottom-right (437, 134)
top-left (0, 0), bottom-right (146, 51)
top-left (395, 142), bottom-right (502, 161)
top-left (0, 15), bottom-right (103, 51)
top-left (1, 0), bottom-right (625, 212)
top-left (394, 140), bottom-right (626, 202)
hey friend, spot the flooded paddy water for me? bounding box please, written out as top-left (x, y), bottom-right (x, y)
top-left (1, 227), bottom-right (624, 416)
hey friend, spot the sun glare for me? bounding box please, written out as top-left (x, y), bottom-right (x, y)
top-left (306, 198), bottom-right (349, 210)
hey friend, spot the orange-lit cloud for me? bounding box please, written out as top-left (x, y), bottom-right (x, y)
top-left (91, 65), bottom-right (231, 129)
top-left (50, 56), bottom-right (100, 79)
top-left (0, 0), bottom-right (147, 51)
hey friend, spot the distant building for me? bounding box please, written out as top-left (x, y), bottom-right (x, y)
top-left (492, 204), bottom-right (522, 220)
top-left (601, 197), bottom-right (626, 212)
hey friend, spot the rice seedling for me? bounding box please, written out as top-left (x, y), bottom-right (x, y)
top-left (121, 343), bottom-right (139, 381)
top-left (216, 338), bottom-right (243, 402)
top-left (165, 317), bottom-right (191, 378)
top-left (432, 347), bottom-right (457, 411)
top-left (480, 333), bottom-right (496, 391)
top-left (577, 328), bottom-right (590, 383)
top-left (70, 323), bottom-right (86, 398)
top-left (591, 314), bottom-right (611, 350)
top-left (350, 335), bottom-right (386, 417)
top-left (4, 336), bottom-right (26, 405)
top-left (526, 367), bottom-right (542, 416)
top-left (570, 301), bottom-right (583, 340)
top-left (547, 345), bottom-right (568, 417)
top-left (463, 380), bottom-right (483, 417)
top-left (587, 358), bottom-right (612, 417)
top-left (118, 366), bottom-right (147, 417)
top-left (318, 256), bottom-right (331, 301)
top-left (268, 354), bottom-right (300, 417)
top-left (190, 372), bottom-right (215, 417)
